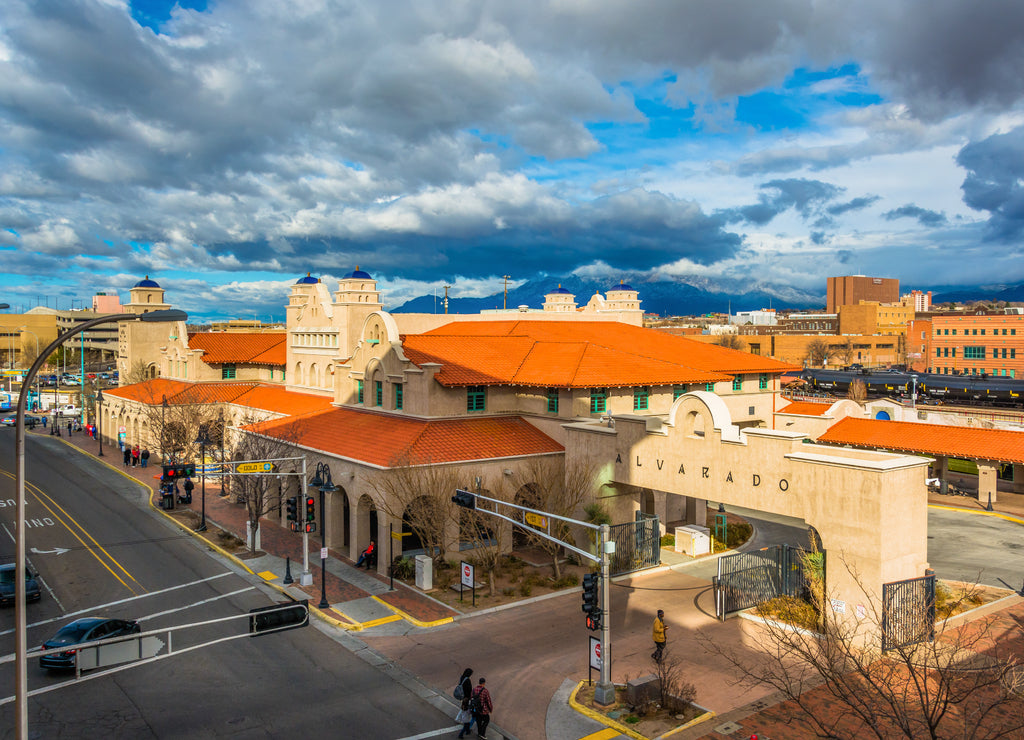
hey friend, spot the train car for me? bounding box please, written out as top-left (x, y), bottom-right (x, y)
top-left (799, 368), bottom-right (1024, 407)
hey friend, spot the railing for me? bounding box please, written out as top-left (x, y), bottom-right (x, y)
top-left (881, 573), bottom-right (936, 651)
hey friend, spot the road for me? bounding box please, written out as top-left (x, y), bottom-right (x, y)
top-left (0, 430), bottom-right (458, 738)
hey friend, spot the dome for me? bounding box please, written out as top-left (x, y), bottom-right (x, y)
top-left (134, 275), bottom-right (160, 288)
top-left (611, 281), bottom-right (635, 292)
top-left (343, 265), bottom-right (372, 279)
top-left (295, 272), bottom-right (319, 284)
top-left (548, 284), bottom-right (572, 294)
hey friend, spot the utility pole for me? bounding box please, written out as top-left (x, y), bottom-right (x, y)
top-left (502, 274), bottom-right (511, 310)
top-left (443, 284), bottom-right (450, 314)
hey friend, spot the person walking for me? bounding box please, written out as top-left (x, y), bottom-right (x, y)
top-left (455, 668), bottom-right (474, 738)
top-left (66, 420), bottom-right (73, 436)
top-left (652, 609), bottom-right (668, 662)
top-left (140, 448), bottom-right (150, 468)
top-left (471, 677), bottom-right (493, 739)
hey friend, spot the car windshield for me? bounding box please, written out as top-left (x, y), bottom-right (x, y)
top-left (54, 622), bottom-right (97, 641)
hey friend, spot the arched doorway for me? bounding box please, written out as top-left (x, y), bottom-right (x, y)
top-left (355, 493), bottom-right (378, 562)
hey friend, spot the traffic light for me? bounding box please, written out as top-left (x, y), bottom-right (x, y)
top-left (286, 496), bottom-right (298, 522)
top-left (249, 599), bottom-right (309, 635)
top-left (162, 463), bottom-right (196, 479)
top-left (582, 572), bottom-right (600, 630)
top-left (305, 496), bottom-right (315, 522)
top-left (451, 489), bottom-right (476, 509)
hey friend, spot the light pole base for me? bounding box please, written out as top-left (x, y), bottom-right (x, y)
top-left (300, 572), bottom-right (313, 587)
top-left (195, 524), bottom-right (207, 532)
top-left (594, 681), bottom-right (616, 706)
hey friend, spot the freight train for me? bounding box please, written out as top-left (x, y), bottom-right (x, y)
top-left (798, 368), bottom-right (1024, 407)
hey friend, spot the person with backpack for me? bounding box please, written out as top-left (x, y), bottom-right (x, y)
top-left (471, 677), bottom-right (493, 739)
top-left (454, 668), bottom-right (474, 738)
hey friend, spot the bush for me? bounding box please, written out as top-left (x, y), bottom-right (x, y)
top-left (518, 581), bottom-right (532, 597)
top-left (660, 533), bottom-right (675, 547)
top-left (726, 522), bottom-right (752, 548)
top-left (756, 595), bottom-right (819, 631)
top-left (553, 573), bottom-right (579, 589)
top-left (390, 556), bottom-right (415, 580)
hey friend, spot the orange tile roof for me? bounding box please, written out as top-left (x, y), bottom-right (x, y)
top-left (187, 332), bottom-right (286, 366)
top-left (246, 409), bottom-right (564, 467)
top-left (105, 379), bottom-right (332, 416)
top-left (402, 320), bottom-right (796, 388)
top-left (778, 401), bottom-right (832, 416)
top-left (818, 417), bottom-right (1024, 465)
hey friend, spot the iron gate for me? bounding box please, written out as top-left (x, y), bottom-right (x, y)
top-left (881, 573), bottom-right (936, 651)
top-left (608, 512), bottom-right (661, 576)
top-left (713, 544), bottom-right (821, 619)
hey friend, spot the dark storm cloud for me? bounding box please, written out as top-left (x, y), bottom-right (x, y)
top-left (721, 178), bottom-right (843, 225)
top-left (957, 125), bottom-right (1024, 239)
top-left (882, 204), bottom-right (948, 227)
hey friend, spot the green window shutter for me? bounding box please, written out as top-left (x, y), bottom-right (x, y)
top-left (759, 374), bottom-right (768, 390)
top-left (357, 380), bottom-right (364, 403)
top-left (467, 385), bottom-right (486, 412)
top-left (395, 383), bottom-right (403, 410)
top-left (546, 388), bottom-right (558, 413)
top-left (375, 381), bottom-right (383, 406)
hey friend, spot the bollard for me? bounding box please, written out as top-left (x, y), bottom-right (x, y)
top-left (283, 557), bottom-right (294, 585)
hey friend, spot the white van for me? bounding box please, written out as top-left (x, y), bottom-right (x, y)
top-left (54, 404), bottom-right (81, 418)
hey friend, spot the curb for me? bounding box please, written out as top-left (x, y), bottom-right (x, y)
top-left (928, 503), bottom-right (1024, 526)
top-left (567, 681), bottom-right (717, 740)
top-left (371, 594), bottom-right (455, 628)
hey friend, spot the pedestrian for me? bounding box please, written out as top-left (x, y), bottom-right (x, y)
top-left (123, 446), bottom-right (131, 468)
top-left (132, 444), bottom-right (140, 467)
top-left (470, 677), bottom-right (493, 739)
top-left (455, 668), bottom-right (474, 738)
top-left (140, 448), bottom-right (150, 468)
top-left (41, 415), bottom-right (47, 429)
top-left (183, 477), bottom-right (194, 504)
top-left (67, 420), bottom-right (72, 436)
top-left (354, 539), bottom-right (376, 569)
top-left (652, 609), bottom-right (667, 662)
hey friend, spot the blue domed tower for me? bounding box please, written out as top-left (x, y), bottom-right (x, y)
top-left (543, 284), bottom-right (577, 312)
top-left (125, 275), bottom-right (171, 315)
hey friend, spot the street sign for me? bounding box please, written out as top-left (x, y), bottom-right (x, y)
top-left (461, 562), bottom-right (474, 589)
top-left (589, 636), bottom-right (601, 670)
top-left (78, 635), bottom-right (166, 670)
top-left (391, 530), bottom-right (411, 540)
top-left (524, 512), bottom-right (549, 530)
top-left (320, 547), bottom-right (328, 560)
top-left (237, 461), bottom-right (277, 474)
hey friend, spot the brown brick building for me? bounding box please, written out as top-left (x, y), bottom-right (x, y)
top-left (826, 275), bottom-right (899, 313)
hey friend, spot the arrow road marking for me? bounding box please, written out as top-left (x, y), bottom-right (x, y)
top-left (29, 546), bottom-right (70, 556)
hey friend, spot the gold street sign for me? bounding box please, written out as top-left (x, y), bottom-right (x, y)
top-left (236, 462), bottom-right (276, 474)
top-left (524, 512), bottom-right (548, 529)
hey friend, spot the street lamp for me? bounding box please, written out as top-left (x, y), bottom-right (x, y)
top-left (195, 426), bottom-right (211, 532)
top-left (19, 327), bottom-right (40, 413)
top-left (96, 388), bottom-right (104, 457)
top-left (309, 462), bottom-right (337, 610)
top-left (910, 374), bottom-right (918, 410)
top-left (12, 308), bottom-right (187, 739)
top-left (161, 395), bottom-right (168, 465)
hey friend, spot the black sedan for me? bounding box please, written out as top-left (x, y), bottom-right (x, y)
top-left (39, 617), bottom-right (141, 670)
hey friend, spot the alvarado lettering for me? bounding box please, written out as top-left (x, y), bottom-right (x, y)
top-left (617, 455), bottom-right (790, 492)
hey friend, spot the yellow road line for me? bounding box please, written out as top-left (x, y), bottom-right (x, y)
top-left (578, 729), bottom-right (621, 740)
top-left (928, 503), bottom-right (1024, 526)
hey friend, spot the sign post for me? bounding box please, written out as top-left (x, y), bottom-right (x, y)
top-left (461, 561), bottom-right (475, 606)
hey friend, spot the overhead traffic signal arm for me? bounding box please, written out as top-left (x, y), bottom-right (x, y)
top-left (451, 489), bottom-right (476, 509)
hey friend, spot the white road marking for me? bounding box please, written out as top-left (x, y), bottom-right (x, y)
top-left (136, 586), bottom-right (255, 622)
top-left (0, 571), bottom-right (236, 636)
top-left (394, 728), bottom-right (463, 740)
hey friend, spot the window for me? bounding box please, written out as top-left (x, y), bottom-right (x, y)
top-left (673, 385), bottom-right (686, 401)
top-left (1012, 349), bottom-right (1017, 359)
top-left (633, 386), bottom-right (649, 411)
top-left (759, 374), bottom-right (768, 390)
top-left (952, 348), bottom-right (956, 358)
top-left (981, 329), bottom-right (986, 335)
top-left (222, 364), bottom-right (236, 380)
top-left (704, 382), bottom-right (715, 392)
top-left (952, 329), bottom-right (957, 335)
top-left (732, 376), bottom-right (742, 391)
top-left (375, 380), bottom-right (382, 406)
top-left (357, 380), bottom-right (364, 404)
top-left (467, 385), bottom-right (485, 412)
top-left (748, 343), bottom-right (761, 355)
top-left (590, 388), bottom-right (607, 414)
top-left (963, 346), bottom-right (986, 359)
top-left (546, 388), bottom-right (559, 414)
top-left (1013, 329), bottom-right (1017, 335)
top-left (394, 383), bottom-right (403, 410)
top-left (936, 348), bottom-right (941, 358)
top-left (973, 329), bottom-right (978, 335)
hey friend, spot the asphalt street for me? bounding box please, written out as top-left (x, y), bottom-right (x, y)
top-left (0, 429), bottom-right (463, 739)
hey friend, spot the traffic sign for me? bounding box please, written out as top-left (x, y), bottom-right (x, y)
top-left (237, 461), bottom-right (276, 474)
top-left (589, 636), bottom-right (601, 670)
top-left (461, 562), bottom-right (474, 589)
top-left (525, 512), bottom-right (549, 530)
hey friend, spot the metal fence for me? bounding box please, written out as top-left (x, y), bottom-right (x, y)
top-left (714, 544), bottom-right (820, 620)
top-left (881, 573), bottom-right (936, 651)
top-left (608, 512), bottom-right (661, 576)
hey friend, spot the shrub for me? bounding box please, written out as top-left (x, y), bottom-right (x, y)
top-left (660, 533), bottom-right (675, 547)
top-left (553, 573), bottom-right (579, 589)
top-left (390, 556), bottom-right (415, 580)
top-left (726, 522), bottom-right (752, 548)
top-left (756, 595), bottom-right (819, 631)
top-left (519, 582), bottom-right (532, 597)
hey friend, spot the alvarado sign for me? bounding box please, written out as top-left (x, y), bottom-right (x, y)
top-left (615, 453), bottom-right (790, 492)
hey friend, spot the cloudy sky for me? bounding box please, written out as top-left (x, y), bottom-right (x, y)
top-left (2, 0), bottom-right (1023, 321)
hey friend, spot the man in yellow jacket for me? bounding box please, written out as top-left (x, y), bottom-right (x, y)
top-left (652, 609), bottom-right (667, 662)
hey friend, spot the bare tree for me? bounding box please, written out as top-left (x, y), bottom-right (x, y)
top-left (715, 334), bottom-right (746, 351)
top-left (805, 338), bottom-right (832, 368)
top-left (701, 552), bottom-right (1024, 739)
top-left (502, 458), bottom-right (597, 579)
top-left (226, 414), bottom-right (305, 556)
top-left (836, 338), bottom-right (856, 367)
top-left (459, 484), bottom-right (508, 597)
top-left (123, 359), bottom-right (153, 386)
top-left (124, 382), bottom-right (224, 463)
top-left (848, 378), bottom-right (867, 404)
top-left (371, 457), bottom-right (462, 566)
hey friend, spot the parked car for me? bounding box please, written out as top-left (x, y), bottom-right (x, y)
top-left (54, 404), bottom-right (82, 418)
top-left (0, 563), bottom-right (41, 605)
top-left (0, 415), bottom-right (16, 426)
top-left (39, 617), bottom-right (140, 670)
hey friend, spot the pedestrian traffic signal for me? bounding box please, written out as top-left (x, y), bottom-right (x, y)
top-left (582, 572), bottom-right (600, 629)
top-left (451, 489), bottom-right (476, 509)
top-left (162, 463), bottom-right (196, 479)
top-left (286, 496), bottom-right (298, 522)
top-left (305, 496), bottom-right (315, 522)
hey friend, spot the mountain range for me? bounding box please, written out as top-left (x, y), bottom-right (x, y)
top-left (392, 275), bottom-right (1024, 317)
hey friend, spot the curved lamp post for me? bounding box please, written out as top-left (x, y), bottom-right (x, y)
top-left (13, 308), bottom-right (187, 739)
top-left (195, 426), bottom-right (211, 532)
top-left (309, 462), bottom-right (337, 610)
top-left (19, 327), bottom-right (41, 412)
